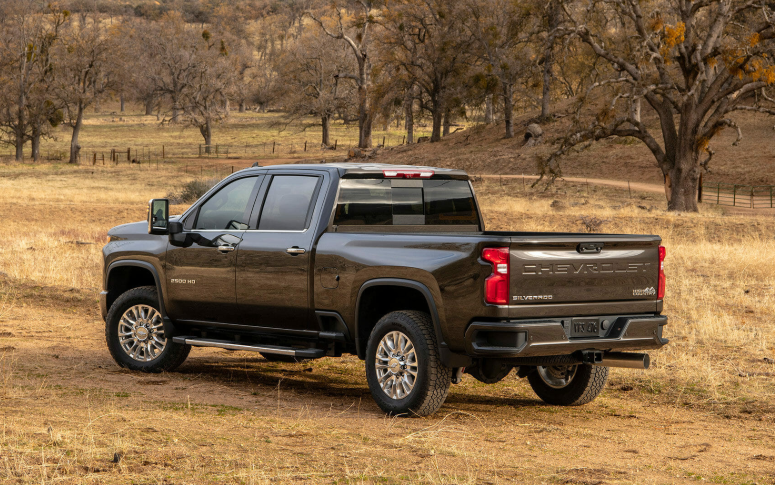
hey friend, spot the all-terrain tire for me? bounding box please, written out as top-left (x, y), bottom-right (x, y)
top-left (527, 364), bottom-right (609, 406)
top-left (365, 310), bottom-right (452, 417)
top-left (105, 286), bottom-right (190, 372)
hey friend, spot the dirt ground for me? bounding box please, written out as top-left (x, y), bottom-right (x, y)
top-left (2, 165), bottom-right (775, 484)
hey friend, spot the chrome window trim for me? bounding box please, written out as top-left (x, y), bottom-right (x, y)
top-left (184, 228), bottom-right (309, 234)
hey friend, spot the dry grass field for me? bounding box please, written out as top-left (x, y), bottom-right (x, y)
top-left (1, 162), bottom-right (775, 484)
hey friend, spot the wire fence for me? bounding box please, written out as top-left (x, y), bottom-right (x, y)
top-left (700, 183), bottom-right (775, 209)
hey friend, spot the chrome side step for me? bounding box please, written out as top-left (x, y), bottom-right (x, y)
top-left (172, 337), bottom-right (326, 359)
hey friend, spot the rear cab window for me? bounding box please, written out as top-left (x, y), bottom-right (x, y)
top-left (333, 178), bottom-right (480, 229)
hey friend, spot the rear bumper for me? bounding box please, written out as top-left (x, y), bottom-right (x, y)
top-left (464, 315), bottom-right (668, 358)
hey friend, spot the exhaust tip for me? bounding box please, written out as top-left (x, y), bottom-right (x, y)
top-left (596, 352), bottom-right (650, 370)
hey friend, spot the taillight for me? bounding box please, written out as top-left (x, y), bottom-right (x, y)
top-left (658, 245), bottom-right (666, 299)
top-left (382, 169), bottom-right (434, 178)
top-left (483, 247), bottom-right (509, 305)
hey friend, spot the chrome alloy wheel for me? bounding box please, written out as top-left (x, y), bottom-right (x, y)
top-left (375, 331), bottom-right (418, 400)
top-left (536, 365), bottom-right (579, 389)
top-left (118, 304), bottom-right (166, 362)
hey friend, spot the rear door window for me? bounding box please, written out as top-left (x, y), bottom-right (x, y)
top-left (333, 179), bottom-right (479, 226)
top-left (258, 175), bottom-right (321, 231)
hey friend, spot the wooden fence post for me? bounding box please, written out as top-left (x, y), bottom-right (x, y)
top-left (272, 141), bottom-right (275, 154)
top-left (733, 185), bottom-right (737, 206)
top-left (127, 148), bottom-right (130, 162)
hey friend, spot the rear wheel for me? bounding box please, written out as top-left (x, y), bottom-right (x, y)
top-left (105, 286), bottom-right (190, 372)
top-left (527, 364), bottom-right (608, 406)
top-left (365, 311), bottom-right (452, 417)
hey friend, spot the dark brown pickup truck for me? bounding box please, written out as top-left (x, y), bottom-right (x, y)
top-left (101, 163), bottom-right (668, 416)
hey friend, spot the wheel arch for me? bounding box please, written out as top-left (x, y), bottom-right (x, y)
top-left (354, 278), bottom-right (445, 360)
top-left (105, 260), bottom-right (167, 318)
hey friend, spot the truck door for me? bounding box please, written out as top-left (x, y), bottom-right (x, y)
top-left (165, 175), bottom-right (263, 323)
top-left (235, 173), bottom-right (326, 331)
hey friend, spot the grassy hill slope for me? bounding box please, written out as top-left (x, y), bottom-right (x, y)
top-left (371, 110), bottom-right (775, 187)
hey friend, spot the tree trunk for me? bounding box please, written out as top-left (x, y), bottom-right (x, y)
top-left (322, 114), bottom-right (331, 146)
top-left (667, 147), bottom-right (701, 212)
top-left (485, 95), bottom-right (494, 123)
top-left (171, 92), bottom-right (180, 123)
top-left (120, 93), bottom-right (125, 113)
top-left (200, 119), bottom-right (212, 154)
top-left (503, 83), bottom-right (514, 139)
top-left (239, 100), bottom-right (246, 113)
top-left (430, 101), bottom-right (443, 142)
top-left (442, 109), bottom-right (451, 137)
top-left (69, 105), bottom-right (84, 164)
top-left (405, 94), bottom-right (414, 144)
top-left (14, 127), bottom-right (24, 162)
top-left (145, 96), bottom-right (154, 115)
top-left (357, 84), bottom-right (373, 148)
top-left (31, 128), bottom-right (41, 162)
top-left (541, 1), bottom-right (561, 120)
top-left (15, 88), bottom-right (25, 162)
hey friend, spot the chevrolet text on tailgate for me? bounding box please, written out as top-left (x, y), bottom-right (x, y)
top-left (102, 163), bottom-right (668, 416)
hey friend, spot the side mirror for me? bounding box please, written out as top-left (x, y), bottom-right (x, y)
top-left (148, 199), bottom-right (169, 235)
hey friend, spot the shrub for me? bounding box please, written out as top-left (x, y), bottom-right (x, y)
top-left (167, 178), bottom-right (219, 204)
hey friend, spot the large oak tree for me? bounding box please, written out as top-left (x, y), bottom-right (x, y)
top-left (548, 0), bottom-right (775, 211)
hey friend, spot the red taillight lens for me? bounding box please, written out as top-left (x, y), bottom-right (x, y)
top-left (483, 247), bottom-right (509, 305)
top-left (382, 169), bottom-right (434, 178)
top-left (658, 245), bottom-right (666, 299)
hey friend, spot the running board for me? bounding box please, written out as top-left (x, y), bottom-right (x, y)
top-left (172, 337), bottom-right (326, 359)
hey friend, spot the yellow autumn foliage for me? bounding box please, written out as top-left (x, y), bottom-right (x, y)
top-left (664, 22), bottom-right (685, 47)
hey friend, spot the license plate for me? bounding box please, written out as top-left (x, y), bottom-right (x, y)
top-left (571, 318), bottom-right (599, 337)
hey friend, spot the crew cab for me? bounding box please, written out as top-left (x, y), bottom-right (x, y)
top-left (101, 163), bottom-right (668, 416)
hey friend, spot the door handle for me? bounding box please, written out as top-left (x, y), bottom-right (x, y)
top-left (218, 245), bottom-right (236, 253)
top-left (286, 247), bottom-right (306, 255)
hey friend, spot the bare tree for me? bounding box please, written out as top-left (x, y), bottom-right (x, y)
top-left (179, 31), bottom-right (237, 151)
top-left (54, 12), bottom-right (115, 164)
top-left (381, 0), bottom-right (474, 142)
top-left (307, 1), bottom-right (378, 148)
top-left (140, 13), bottom-right (201, 123)
top-left (0, 1), bottom-right (67, 161)
top-left (465, 0), bottom-right (535, 138)
top-left (545, 0), bottom-right (775, 211)
top-left (539, 0), bottom-right (564, 120)
top-left (274, 30), bottom-right (355, 146)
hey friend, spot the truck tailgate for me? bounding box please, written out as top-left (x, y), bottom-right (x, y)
top-left (509, 235), bottom-right (661, 305)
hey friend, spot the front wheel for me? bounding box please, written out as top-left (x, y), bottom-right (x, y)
top-left (105, 286), bottom-right (190, 372)
top-left (527, 364), bottom-right (608, 406)
top-left (365, 311), bottom-right (452, 417)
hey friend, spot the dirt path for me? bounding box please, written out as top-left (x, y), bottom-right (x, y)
top-left (2, 283), bottom-right (774, 484)
top-left (476, 173), bottom-right (667, 195)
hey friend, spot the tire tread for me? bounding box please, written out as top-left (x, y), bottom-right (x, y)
top-left (105, 286), bottom-right (190, 372)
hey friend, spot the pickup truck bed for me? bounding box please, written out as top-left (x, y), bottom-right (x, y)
top-left (101, 163), bottom-right (667, 416)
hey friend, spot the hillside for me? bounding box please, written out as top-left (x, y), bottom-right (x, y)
top-left (370, 109), bottom-right (775, 187)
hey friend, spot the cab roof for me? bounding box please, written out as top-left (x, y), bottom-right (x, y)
top-left (241, 162), bottom-right (470, 180)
